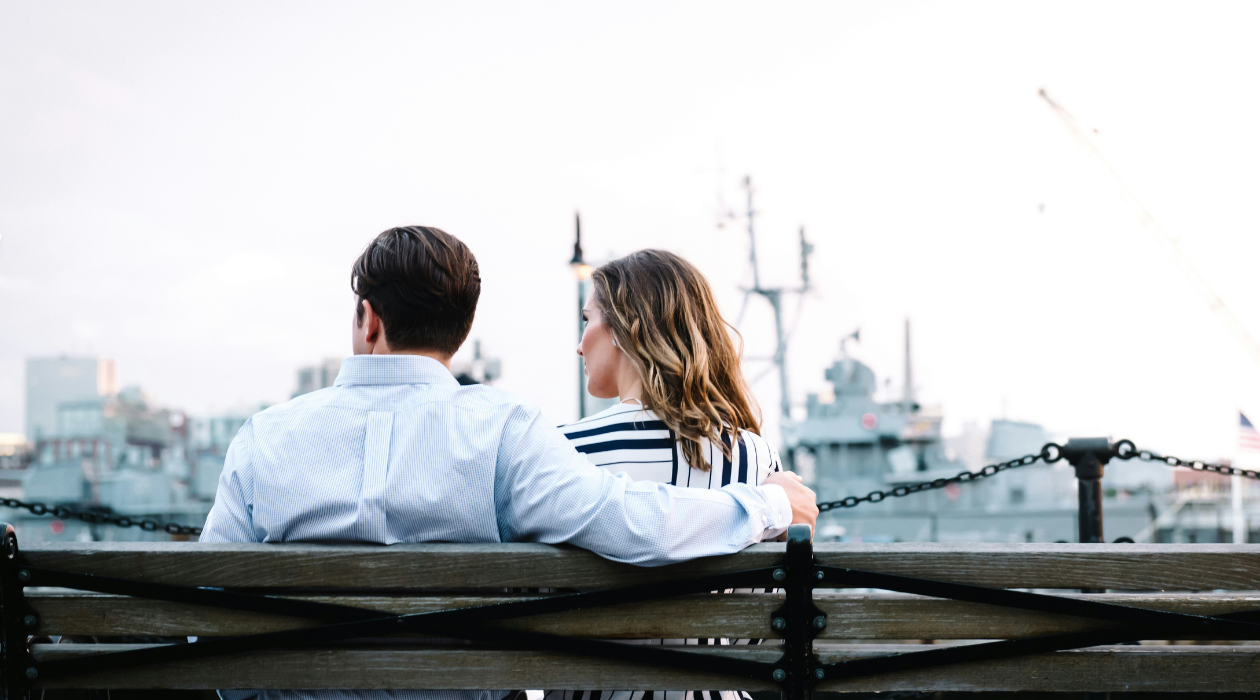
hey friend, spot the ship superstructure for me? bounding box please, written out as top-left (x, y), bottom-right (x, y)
top-left (785, 323), bottom-right (968, 508)
top-left (781, 326), bottom-right (1168, 542)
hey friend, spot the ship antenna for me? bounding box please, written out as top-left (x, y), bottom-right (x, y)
top-left (799, 225), bottom-right (814, 291)
top-left (903, 318), bottom-right (915, 415)
top-left (744, 176), bottom-right (761, 291)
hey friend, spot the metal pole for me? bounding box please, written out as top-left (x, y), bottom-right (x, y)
top-left (577, 278), bottom-right (588, 420)
top-left (903, 318), bottom-right (914, 415)
top-left (570, 212), bottom-right (588, 420)
top-left (1232, 473), bottom-right (1246, 544)
top-left (1062, 438), bottom-right (1110, 544)
top-left (1077, 462), bottom-right (1104, 544)
top-left (769, 290), bottom-right (791, 421)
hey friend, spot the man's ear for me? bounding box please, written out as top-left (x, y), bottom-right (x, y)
top-left (360, 300), bottom-right (383, 347)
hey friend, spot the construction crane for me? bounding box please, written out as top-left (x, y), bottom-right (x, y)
top-left (1039, 88), bottom-right (1260, 370)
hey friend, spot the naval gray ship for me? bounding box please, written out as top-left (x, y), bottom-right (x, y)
top-left (780, 323), bottom-right (1158, 543)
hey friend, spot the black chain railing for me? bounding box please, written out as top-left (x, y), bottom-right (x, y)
top-left (1, 439), bottom-right (1257, 535)
top-left (816, 444), bottom-right (1062, 513)
top-left (1115, 438), bottom-right (1260, 479)
top-left (0, 498), bottom-right (201, 536)
top-left (817, 439), bottom-right (1260, 513)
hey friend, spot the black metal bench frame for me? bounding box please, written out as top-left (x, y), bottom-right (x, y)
top-left (4, 523), bottom-right (1260, 700)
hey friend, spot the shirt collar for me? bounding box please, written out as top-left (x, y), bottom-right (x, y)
top-left (334, 354), bottom-right (460, 388)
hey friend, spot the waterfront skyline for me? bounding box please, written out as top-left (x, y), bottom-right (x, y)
top-left (3, 2), bottom-right (1260, 460)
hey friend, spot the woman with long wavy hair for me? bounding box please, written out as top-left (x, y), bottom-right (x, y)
top-left (545, 249), bottom-right (799, 700)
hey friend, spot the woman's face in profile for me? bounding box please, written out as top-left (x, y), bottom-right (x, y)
top-left (578, 296), bottom-right (621, 399)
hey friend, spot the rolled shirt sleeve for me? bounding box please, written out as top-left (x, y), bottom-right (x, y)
top-left (758, 483), bottom-right (792, 540)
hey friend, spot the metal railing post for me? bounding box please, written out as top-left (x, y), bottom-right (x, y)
top-left (1062, 438), bottom-right (1113, 544)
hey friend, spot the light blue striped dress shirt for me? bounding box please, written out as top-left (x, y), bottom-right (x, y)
top-left (200, 355), bottom-right (791, 700)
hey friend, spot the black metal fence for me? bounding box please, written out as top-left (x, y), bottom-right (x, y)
top-left (818, 437), bottom-right (1260, 545)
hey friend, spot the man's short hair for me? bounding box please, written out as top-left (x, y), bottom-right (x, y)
top-left (351, 226), bottom-right (480, 355)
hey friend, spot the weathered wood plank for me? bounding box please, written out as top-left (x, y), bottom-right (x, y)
top-left (31, 643), bottom-right (1260, 692)
top-left (30, 592), bottom-right (780, 638)
top-left (24, 542), bottom-right (777, 589)
top-left (817, 592), bottom-right (1260, 640)
top-left (818, 644), bottom-right (1260, 693)
top-left (29, 592), bottom-right (1260, 640)
top-left (23, 542), bottom-right (1260, 590)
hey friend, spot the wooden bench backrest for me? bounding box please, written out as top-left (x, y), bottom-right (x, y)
top-left (18, 541), bottom-right (1260, 694)
top-left (26, 540), bottom-right (1260, 589)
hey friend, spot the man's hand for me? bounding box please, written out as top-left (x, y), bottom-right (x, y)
top-left (761, 471), bottom-right (818, 540)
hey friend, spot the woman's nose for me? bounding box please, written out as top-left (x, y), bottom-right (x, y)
top-left (576, 343), bottom-right (583, 357)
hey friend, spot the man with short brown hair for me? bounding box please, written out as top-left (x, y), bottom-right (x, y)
top-left (201, 226), bottom-right (817, 700)
top-left (350, 226), bottom-right (481, 356)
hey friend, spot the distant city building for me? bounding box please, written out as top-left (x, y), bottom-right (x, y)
top-left (11, 357), bottom-right (210, 544)
top-left (189, 414), bottom-right (250, 454)
top-left (0, 433), bottom-right (31, 471)
top-left (25, 357), bottom-right (117, 441)
top-left (25, 385), bottom-right (183, 511)
top-left (451, 340), bottom-right (502, 386)
top-left (187, 410), bottom-right (257, 501)
top-left (10, 351), bottom-right (490, 544)
top-left (293, 357), bottom-right (344, 397)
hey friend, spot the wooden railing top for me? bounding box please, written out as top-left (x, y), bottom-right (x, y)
top-left (22, 541), bottom-right (1260, 590)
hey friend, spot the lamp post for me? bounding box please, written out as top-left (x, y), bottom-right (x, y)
top-left (570, 212), bottom-right (594, 419)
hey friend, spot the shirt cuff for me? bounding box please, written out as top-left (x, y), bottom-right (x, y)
top-left (757, 483), bottom-right (792, 540)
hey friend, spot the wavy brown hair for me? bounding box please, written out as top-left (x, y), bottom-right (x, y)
top-left (591, 249), bottom-right (761, 471)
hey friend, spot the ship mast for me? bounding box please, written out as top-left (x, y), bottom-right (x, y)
top-left (739, 176), bottom-right (814, 421)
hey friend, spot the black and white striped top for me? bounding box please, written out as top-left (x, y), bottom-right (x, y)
top-left (542, 402), bottom-right (783, 700)
top-left (560, 402), bottom-right (783, 489)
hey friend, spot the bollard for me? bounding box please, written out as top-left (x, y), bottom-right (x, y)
top-left (1061, 438), bottom-right (1113, 544)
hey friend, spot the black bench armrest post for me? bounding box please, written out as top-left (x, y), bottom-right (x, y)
top-left (772, 524), bottom-right (823, 700)
top-left (0, 523), bottom-right (34, 700)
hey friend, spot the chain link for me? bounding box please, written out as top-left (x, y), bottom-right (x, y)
top-left (817, 438), bottom-right (1260, 513)
top-left (816, 443), bottom-right (1064, 512)
top-left (0, 497), bottom-right (201, 536)
top-left (1113, 438), bottom-right (1260, 481)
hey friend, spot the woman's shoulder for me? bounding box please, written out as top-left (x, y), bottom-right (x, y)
top-left (558, 403), bottom-right (663, 436)
top-left (733, 427), bottom-right (782, 472)
top-left (734, 426), bottom-right (771, 448)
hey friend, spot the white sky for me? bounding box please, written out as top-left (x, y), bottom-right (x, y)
top-left (3, 2), bottom-right (1260, 460)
